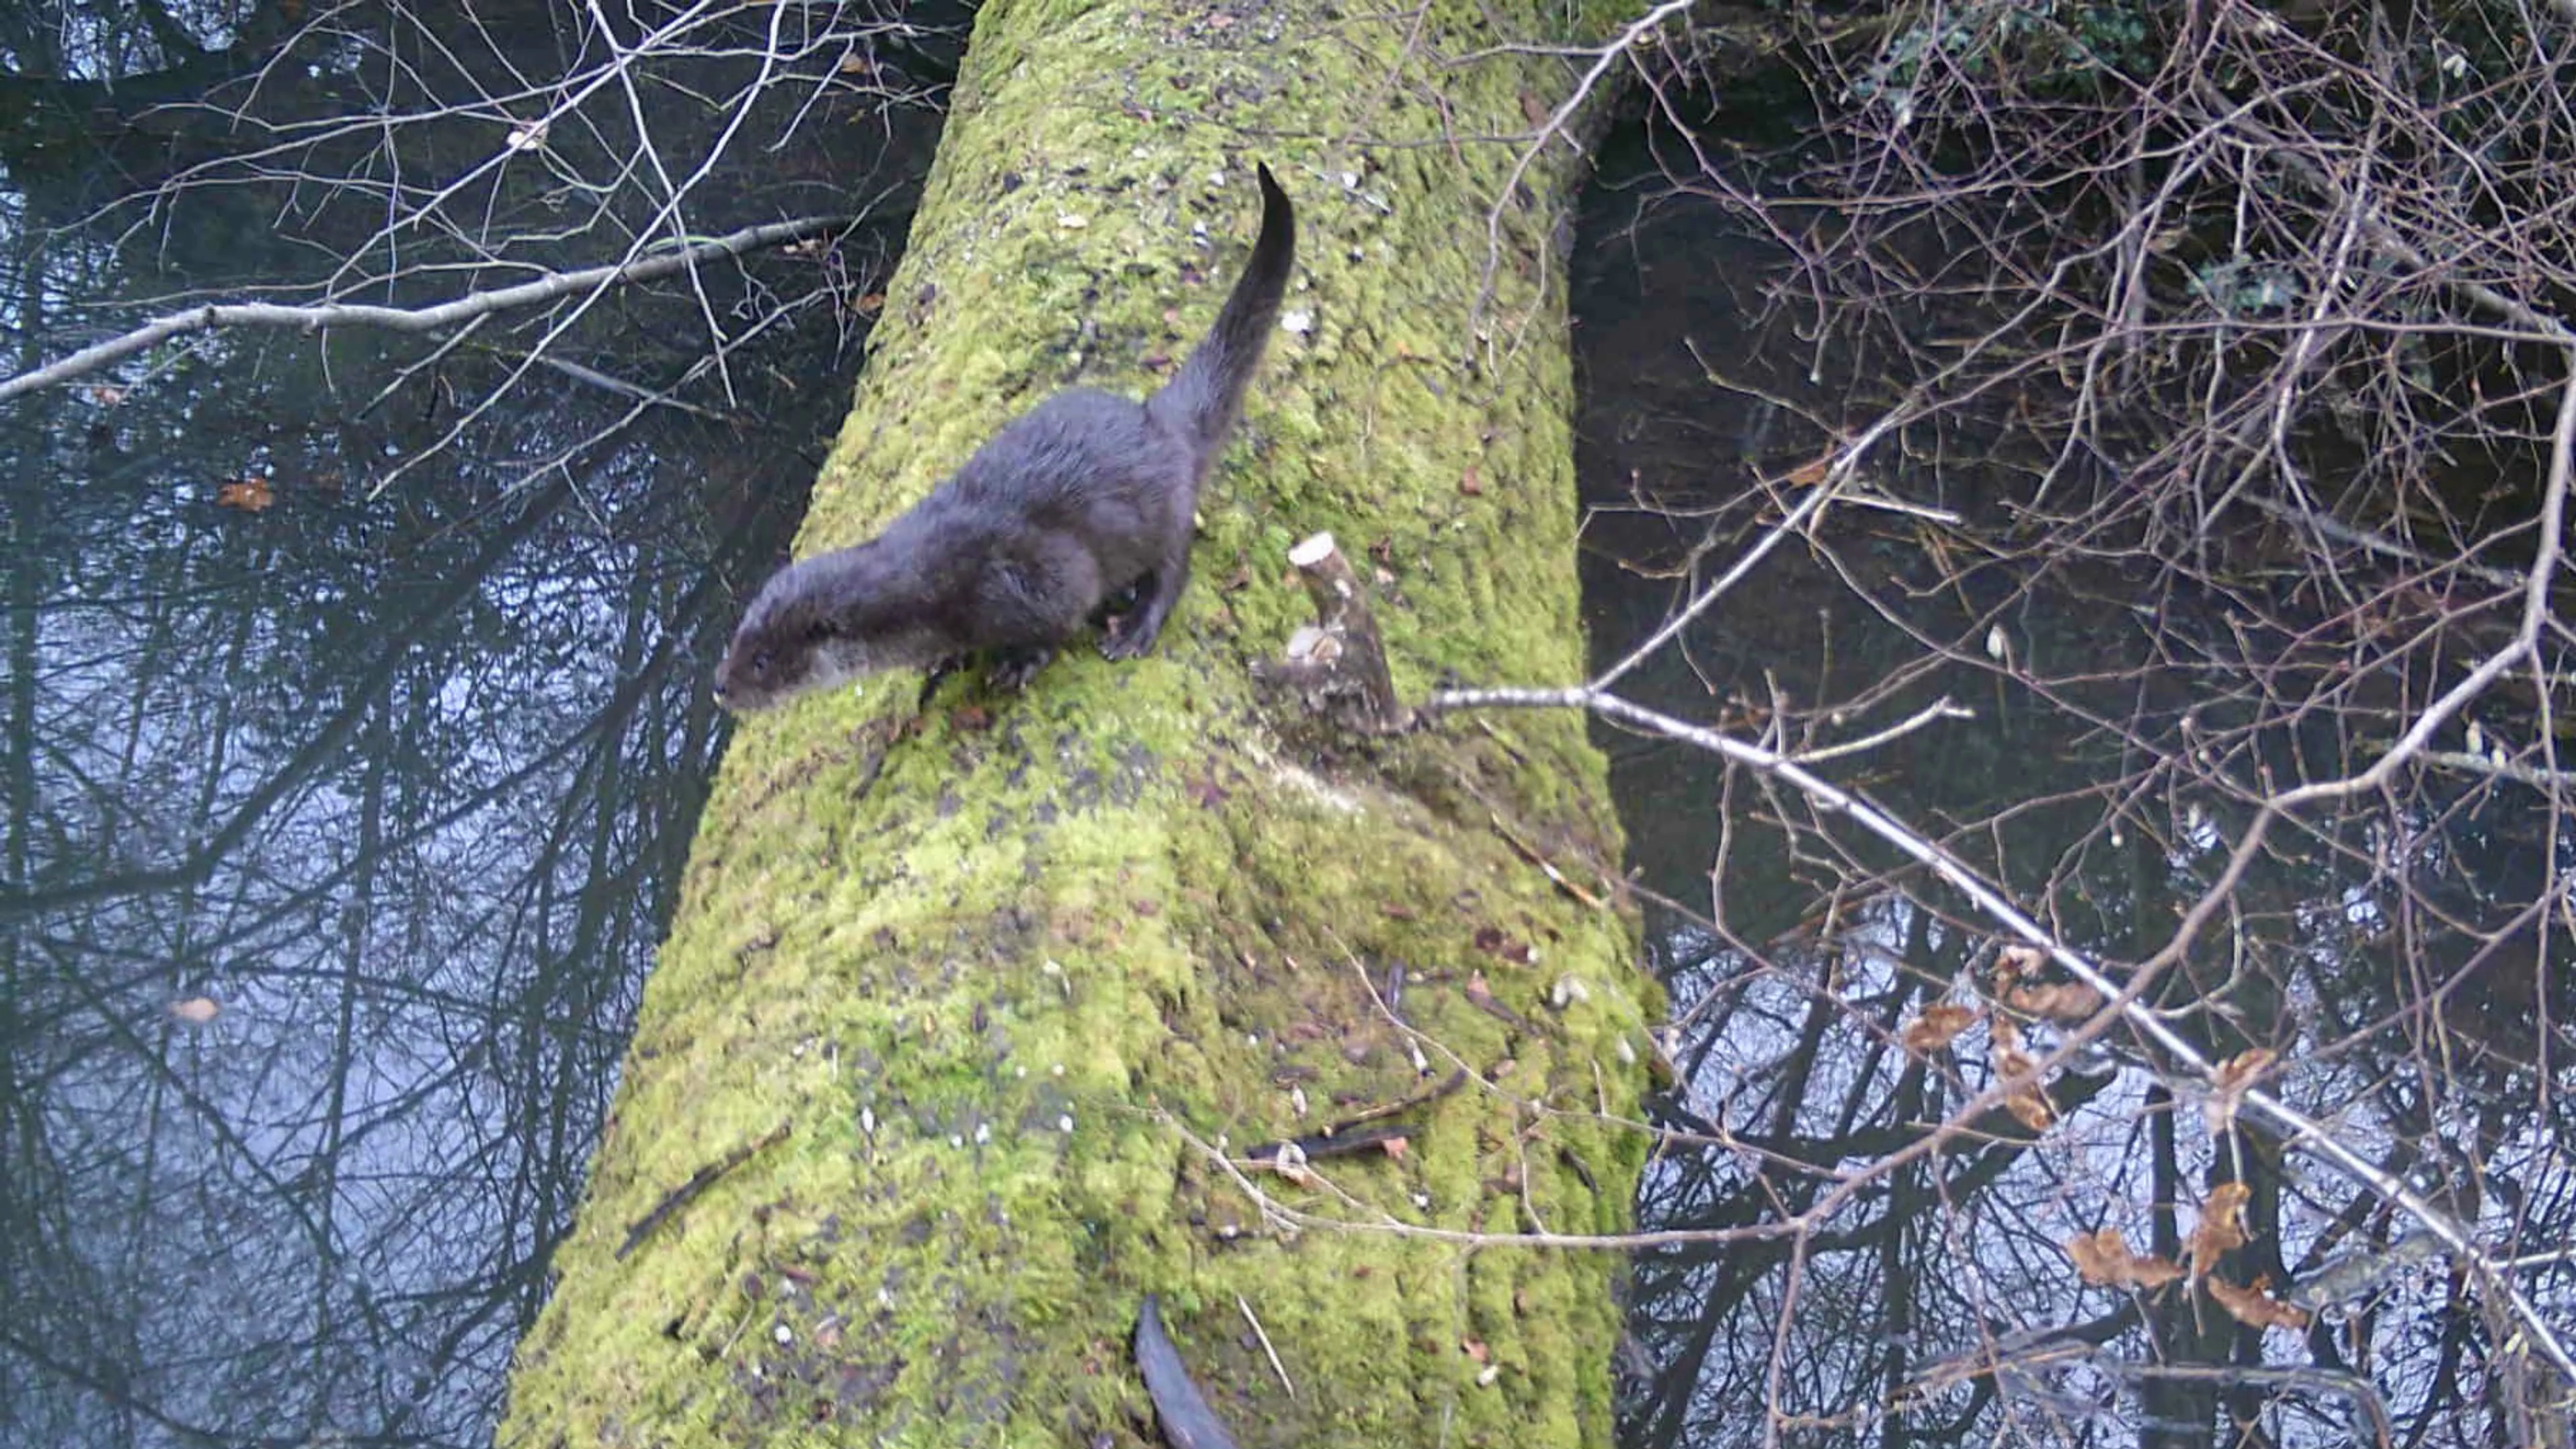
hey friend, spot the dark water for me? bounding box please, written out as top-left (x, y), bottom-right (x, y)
top-left (0, 5), bottom-right (944, 1445)
top-left (1571, 101), bottom-right (2575, 1449)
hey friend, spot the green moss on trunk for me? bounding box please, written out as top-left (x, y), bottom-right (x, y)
top-left (500, 1), bottom-right (1655, 1445)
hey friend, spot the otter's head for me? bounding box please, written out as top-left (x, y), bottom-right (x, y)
top-left (713, 549), bottom-right (913, 712)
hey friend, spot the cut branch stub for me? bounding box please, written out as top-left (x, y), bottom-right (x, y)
top-left (1261, 531), bottom-right (1413, 734)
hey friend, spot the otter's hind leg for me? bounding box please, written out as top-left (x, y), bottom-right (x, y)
top-left (1099, 555), bottom-right (1188, 661)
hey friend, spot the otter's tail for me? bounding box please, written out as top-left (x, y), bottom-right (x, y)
top-left (1147, 162), bottom-right (1295, 484)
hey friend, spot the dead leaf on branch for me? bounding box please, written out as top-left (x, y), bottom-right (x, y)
top-left (2005, 979), bottom-right (2107, 1023)
top-left (2002, 1087), bottom-right (2057, 1131)
top-left (2202, 1047), bottom-right (2277, 1135)
top-left (2066, 1228), bottom-right (2184, 1289)
top-left (2208, 1273), bottom-right (2311, 1331)
top-left (1902, 1004), bottom-right (1978, 1054)
top-left (1992, 1042), bottom-right (2057, 1130)
top-left (2188, 1181), bottom-right (2251, 1277)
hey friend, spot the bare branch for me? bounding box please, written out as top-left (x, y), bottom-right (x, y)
top-left (0, 215), bottom-right (848, 404)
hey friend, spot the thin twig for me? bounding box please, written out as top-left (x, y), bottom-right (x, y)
top-left (1, 216), bottom-right (849, 403)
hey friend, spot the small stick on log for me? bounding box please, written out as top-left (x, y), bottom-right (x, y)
top-left (616, 1119), bottom-right (794, 1260)
top-left (1258, 531), bottom-right (1414, 733)
top-left (1240, 1069), bottom-right (1468, 1171)
top-left (1235, 1294), bottom-right (1297, 1399)
top-left (1242, 1123), bottom-right (1410, 1171)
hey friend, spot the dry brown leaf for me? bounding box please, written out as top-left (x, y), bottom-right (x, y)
top-left (1990, 1012), bottom-right (2025, 1053)
top-left (1460, 1338), bottom-right (1490, 1364)
top-left (2188, 1181), bottom-right (2252, 1276)
top-left (1902, 1004), bottom-right (1978, 1054)
top-left (1460, 466), bottom-right (1483, 497)
top-left (2006, 980), bottom-right (2107, 1023)
top-left (1992, 1040), bottom-right (2055, 1128)
top-left (1781, 454), bottom-right (1831, 486)
top-left (2208, 1273), bottom-right (2311, 1331)
top-left (2066, 1228), bottom-right (2184, 1289)
top-left (169, 997), bottom-right (221, 1024)
top-left (1995, 944), bottom-right (2046, 979)
top-left (2004, 1089), bottom-right (2057, 1131)
top-left (216, 478), bottom-right (274, 513)
top-left (2202, 1047), bottom-right (2278, 1134)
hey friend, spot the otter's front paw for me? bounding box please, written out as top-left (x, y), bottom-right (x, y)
top-left (1097, 627), bottom-right (1152, 661)
top-left (916, 655), bottom-right (971, 711)
top-left (987, 643), bottom-right (1056, 691)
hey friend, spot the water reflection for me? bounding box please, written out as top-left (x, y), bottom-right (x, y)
top-left (0, 346), bottom-right (836, 1449)
top-left (0, 5), bottom-right (940, 1444)
top-left (1573, 112), bottom-right (2574, 1449)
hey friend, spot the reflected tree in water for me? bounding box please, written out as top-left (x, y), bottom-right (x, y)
top-left (1536, 3), bottom-right (2575, 1447)
top-left (0, 1), bottom-right (941, 1444)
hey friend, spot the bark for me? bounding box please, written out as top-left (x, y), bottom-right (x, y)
top-left (500, 0), bottom-right (1656, 1444)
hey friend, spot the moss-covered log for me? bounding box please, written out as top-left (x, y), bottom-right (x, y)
top-left (500, 0), bottom-right (1656, 1444)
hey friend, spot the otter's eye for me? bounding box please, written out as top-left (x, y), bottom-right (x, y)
top-left (804, 622), bottom-right (831, 645)
top-left (751, 648), bottom-right (775, 674)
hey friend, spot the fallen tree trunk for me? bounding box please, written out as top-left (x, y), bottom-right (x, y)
top-left (501, 1), bottom-right (1656, 1444)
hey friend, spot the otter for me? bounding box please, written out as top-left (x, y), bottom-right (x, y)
top-left (714, 164), bottom-right (1296, 712)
